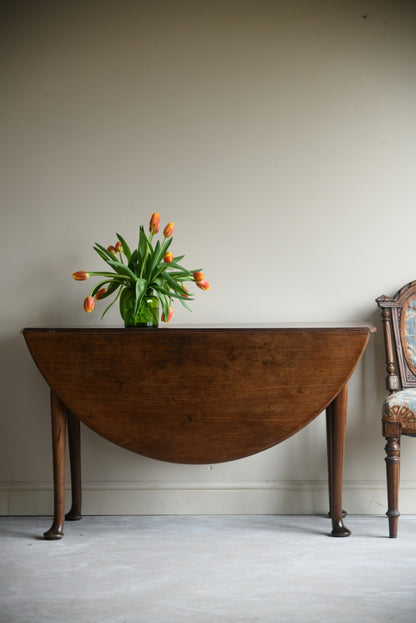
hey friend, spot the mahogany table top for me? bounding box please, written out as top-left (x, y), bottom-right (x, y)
top-left (23, 323), bottom-right (374, 464)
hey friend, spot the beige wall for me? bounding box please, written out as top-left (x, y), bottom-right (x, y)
top-left (1, 0), bottom-right (416, 516)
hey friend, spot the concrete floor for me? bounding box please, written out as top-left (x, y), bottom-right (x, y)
top-left (1, 514), bottom-right (416, 623)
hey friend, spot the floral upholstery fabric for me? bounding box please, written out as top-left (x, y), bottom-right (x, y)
top-left (404, 298), bottom-right (416, 372)
top-left (382, 389), bottom-right (416, 431)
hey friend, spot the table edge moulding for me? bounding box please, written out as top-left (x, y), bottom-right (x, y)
top-left (23, 322), bottom-right (375, 540)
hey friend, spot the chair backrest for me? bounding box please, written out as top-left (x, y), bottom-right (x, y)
top-left (377, 281), bottom-right (416, 392)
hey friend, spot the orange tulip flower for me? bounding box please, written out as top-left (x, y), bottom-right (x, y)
top-left (163, 222), bottom-right (175, 238)
top-left (196, 279), bottom-right (210, 291)
top-left (107, 245), bottom-right (117, 255)
top-left (162, 307), bottom-right (174, 323)
top-left (193, 271), bottom-right (204, 282)
top-left (163, 251), bottom-right (173, 263)
top-left (95, 288), bottom-right (108, 300)
top-left (73, 271), bottom-right (90, 281)
top-left (84, 296), bottom-right (95, 312)
top-left (115, 241), bottom-right (123, 253)
top-left (149, 212), bottom-right (160, 234)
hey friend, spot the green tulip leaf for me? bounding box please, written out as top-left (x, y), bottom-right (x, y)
top-left (116, 233), bottom-right (131, 261)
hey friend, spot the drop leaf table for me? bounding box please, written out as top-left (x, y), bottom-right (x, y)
top-left (23, 323), bottom-right (375, 539)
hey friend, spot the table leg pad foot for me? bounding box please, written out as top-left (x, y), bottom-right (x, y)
top-left (43, 527), bottom-right (64, 540)
top-left (331, 521), bottom-right (351, 537)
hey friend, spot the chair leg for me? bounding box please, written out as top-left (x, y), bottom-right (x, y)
top-left (384, 433), bottom-right (401, 538)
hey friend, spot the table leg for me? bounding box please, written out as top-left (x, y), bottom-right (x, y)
top-left (326, 403), bottom-right (347, 520)
top-left (326, 384), bottom-right (351, 537)
top-left (44, 391), bottom-right (67, 540)
top-left (65, 411), bottom-right (82, 521)
top-left (326, 401), bottom-right (333, 517)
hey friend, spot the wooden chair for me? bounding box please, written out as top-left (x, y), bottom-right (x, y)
top-left (376, 281), bottom-right (416, 537)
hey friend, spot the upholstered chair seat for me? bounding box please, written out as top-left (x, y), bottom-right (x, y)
top-left (382, 389), bottom-right (416, 434)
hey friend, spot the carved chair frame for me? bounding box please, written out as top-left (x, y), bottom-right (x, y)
top-left (376, 280), bottom-right (416, 537)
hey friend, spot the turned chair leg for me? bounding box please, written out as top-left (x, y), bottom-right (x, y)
top-left (384, 434), bottom-right (401, 538)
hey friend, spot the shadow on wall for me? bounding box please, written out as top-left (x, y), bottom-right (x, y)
top-left (0, 333), bottom-right (52, 481)
top-left (344, 307), bottom-right (389, 481)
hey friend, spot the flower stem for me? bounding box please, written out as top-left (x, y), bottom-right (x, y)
top-left (140, 231), bottom-right (153, 279)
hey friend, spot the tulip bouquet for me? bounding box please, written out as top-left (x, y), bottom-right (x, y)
top-left (73, 213), bottom-right (210, 326)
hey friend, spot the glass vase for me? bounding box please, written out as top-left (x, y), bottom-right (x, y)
top-left (120, 290), bottom-right (159, 328)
